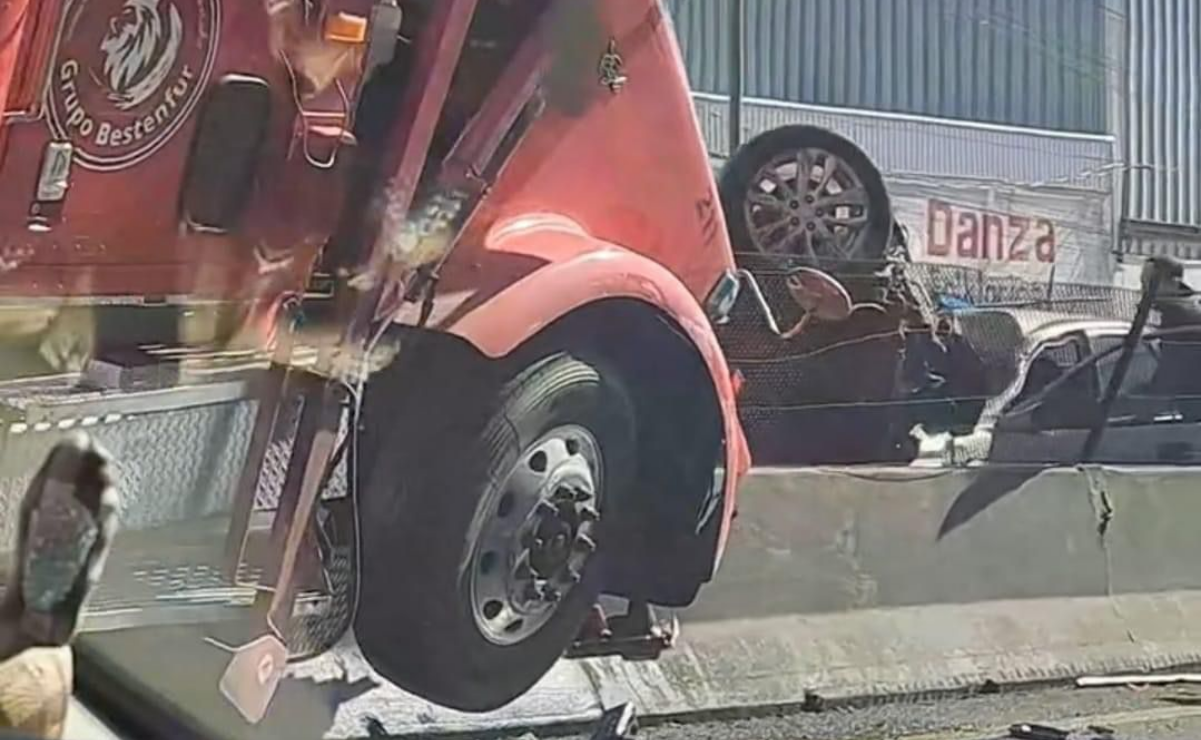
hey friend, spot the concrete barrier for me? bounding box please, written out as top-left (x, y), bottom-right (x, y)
top-left (608, 464), bottom-right (1201, 716)
top-left (77, 464), bottom-right (1201, 737)
top-left (686, 464), bottom-right (1201, 619)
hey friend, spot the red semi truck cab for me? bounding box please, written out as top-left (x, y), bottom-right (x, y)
top-left (0, 0), bottom-right (749, 715)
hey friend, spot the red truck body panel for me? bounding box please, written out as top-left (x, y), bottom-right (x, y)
top-left (0, 0), bottom-right (344, 299)
top-left (0, 0), bottom-right (747, 558)
top-left (422, 214), bottom-right (749, 559)
top-left (408, 1), bottom-right (748, 557)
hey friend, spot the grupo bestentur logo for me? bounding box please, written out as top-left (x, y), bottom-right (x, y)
top-left (48, 0), bottom-right (219, 170)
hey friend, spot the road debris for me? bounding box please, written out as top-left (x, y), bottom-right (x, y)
top-left (590, 704), bottom-right (639, 740)
top-left (1008, 722), bottom-right (1116, 739)
top-left (568, 602), bottom-right (677, 661)
top-left (1078, 674), bottom-right (1201, 689)
top-left (1009, 723), bottom-right (1070, 740)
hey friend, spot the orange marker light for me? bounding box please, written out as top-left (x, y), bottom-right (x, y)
top-left (324, 12), bottom-right (368, 44)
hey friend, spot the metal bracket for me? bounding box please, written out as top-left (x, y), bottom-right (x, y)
top-left (567, 600), bottom-right (677, 661)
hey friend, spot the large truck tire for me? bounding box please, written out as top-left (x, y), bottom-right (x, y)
top-left (718, 125), bottom-right (893, 274)
top-left (355, 351), bottom-right (636, 711)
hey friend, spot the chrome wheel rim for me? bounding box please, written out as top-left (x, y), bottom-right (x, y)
top-left (743, 148), bottom-right (872, 263)
top-left (469, 425), bottom-right (603, 645)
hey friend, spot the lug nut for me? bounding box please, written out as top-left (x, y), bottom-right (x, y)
top-left (536, 501), bottom-right (557, 516)
top-left (564, 568), bottom-right (581, 584)
top-left (542, 585), bottom-right (561, 603)
top-left (575, 534), bottom-right (597, 553)
top-left (579, 506), bottom-right (599, 522)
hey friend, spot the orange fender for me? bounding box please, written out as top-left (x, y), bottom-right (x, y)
top-left (410, 214), bottom-right (750, 563)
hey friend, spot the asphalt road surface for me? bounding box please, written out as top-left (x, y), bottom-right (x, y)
top-left (544, 685), bottom-right (1201, 740)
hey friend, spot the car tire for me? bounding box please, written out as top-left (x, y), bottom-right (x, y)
top-left (718, 125), bottom-right (893, 274)
top-left (354, 351), bottom-right (636, 712)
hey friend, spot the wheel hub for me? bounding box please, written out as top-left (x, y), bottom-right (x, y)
top-left (469, 426), bottom-right (603, 645)
top-left (528, 509), bottom-right (572, 577)
top-left (743, 148), bottom-right (871, 262)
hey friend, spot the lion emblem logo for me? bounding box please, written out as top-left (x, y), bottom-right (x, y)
top-left (98, 0), bottom-right (184, 110)
top-left (48, 0), bottom-right (218, 169)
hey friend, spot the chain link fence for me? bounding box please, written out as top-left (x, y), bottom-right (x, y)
top-left (907, 263), bottom-right (1143, 322)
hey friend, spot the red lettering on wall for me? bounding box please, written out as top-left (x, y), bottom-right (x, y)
top-left (981, 214), bottom-right (1004, 261)
top-left (1008, 216), bottom-right (1030, 261)
top-left (956, 212), bottom-right (979, 258)
top-left (1035, 219), bottom-right (1056, 263)
top-left (927, 199), bottom-right (952, 256)
top-left (922, 200), bottom-right (1058, 267)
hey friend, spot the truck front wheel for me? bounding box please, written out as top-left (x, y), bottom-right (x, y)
top-left (355, 352), bottom-right (636, 712)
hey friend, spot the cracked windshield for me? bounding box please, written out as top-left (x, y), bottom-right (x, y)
top-left (0, 1), bottom-right (1197, 739)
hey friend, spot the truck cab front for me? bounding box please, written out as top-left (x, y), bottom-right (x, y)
top-left (0, 0), bottom-right (749, 718)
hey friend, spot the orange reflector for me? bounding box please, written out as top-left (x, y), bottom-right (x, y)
top-left (324, 12), bottom-right (368, 44)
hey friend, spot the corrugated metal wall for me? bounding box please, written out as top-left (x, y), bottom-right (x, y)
top-left (665, 0), bottom-right (1109, 134)
top-left (695, 95), bottom-right (1118, 284)
top-left (1121, 0), bottom-right (1201, 229)
top-left (695, 94), bottom-right (1115, 191)
top-left (1122, 223), bottom-right (1201, 261)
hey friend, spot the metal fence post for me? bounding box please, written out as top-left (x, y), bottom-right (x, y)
top-left (728, 0), bottom-right (744, 155)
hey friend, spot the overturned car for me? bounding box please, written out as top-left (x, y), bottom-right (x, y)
top-left (718, 197), bottom-right (1200, 471)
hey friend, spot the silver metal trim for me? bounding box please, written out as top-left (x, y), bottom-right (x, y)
top-left (0, 378), bottom-right (255, 426)
top-left (35, 141), bottom-right (73, 202)
top-left (734, 268), bottom-right (784, 336)
top-left (704, 269), bottom-right (742, 324)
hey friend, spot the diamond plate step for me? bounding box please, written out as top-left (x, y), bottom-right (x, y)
top-left (0, 365), bottom-right (354, 658)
